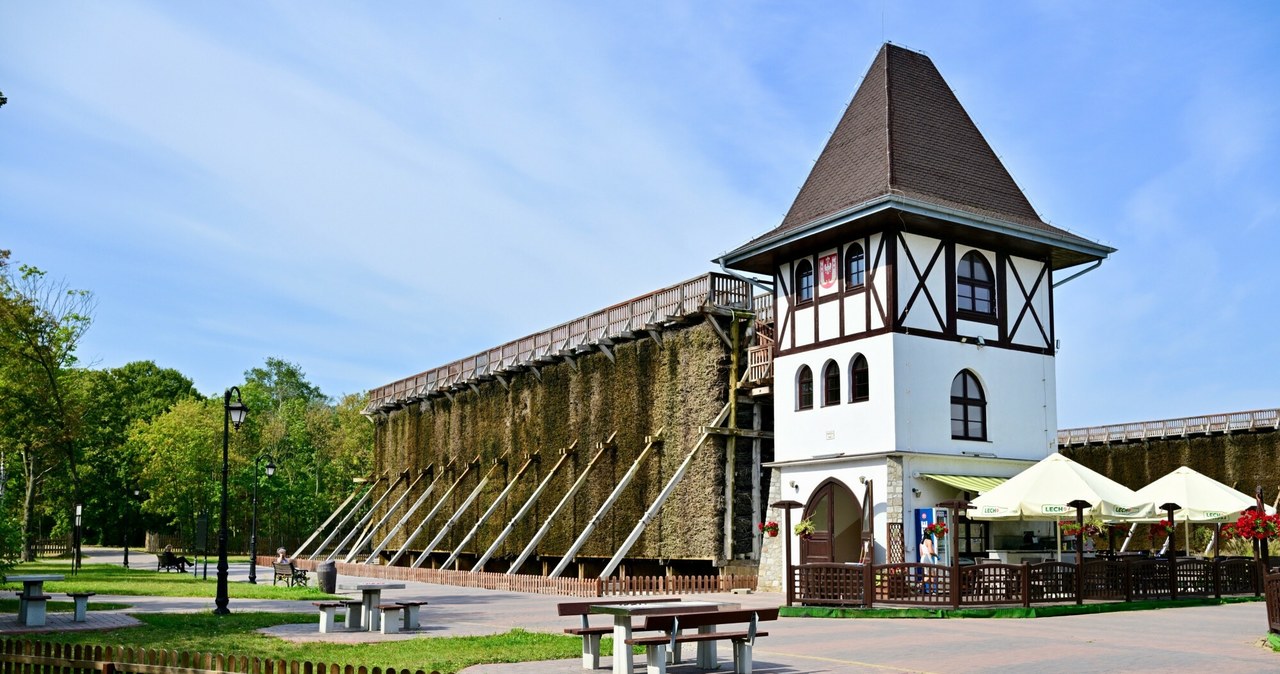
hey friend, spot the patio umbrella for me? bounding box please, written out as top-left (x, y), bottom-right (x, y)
top-left (1133, 466), bottom-right (1272, 556)
top-left (968, 453), bottom-right (1152, 561)
top-left (1133, 466), bottom-right (1264, 523)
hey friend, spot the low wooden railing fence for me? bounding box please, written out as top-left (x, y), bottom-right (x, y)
top-left (0, 640), bottom-right (438, 674)
top-left (279, 557), bottom-right (756, 598)
top-left (365, 272), bottom-right (759, 413)
top-left (1057, 408), bottom-right (1280, 446)
top-left (1265, 571), bottom-right (1280, 635)
top-left (791, 558), bottom-right (1263, 609)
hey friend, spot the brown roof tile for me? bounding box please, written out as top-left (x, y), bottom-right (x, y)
top-left (754, 43), bottom-right (1090, 247)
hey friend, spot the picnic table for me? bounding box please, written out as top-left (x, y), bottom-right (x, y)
top-left (590, 600), bottom-right (738, 674)
top-left (4, 574), bottom-right (64, 627)
top-left (337, 582), bottom-right (405, 632)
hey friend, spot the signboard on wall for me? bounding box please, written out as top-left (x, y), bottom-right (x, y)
top-left (819, 253), bottom-right (838, 289)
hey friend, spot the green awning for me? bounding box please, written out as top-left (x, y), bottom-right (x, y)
top-left (921, 474), bottom-right (1008, 494)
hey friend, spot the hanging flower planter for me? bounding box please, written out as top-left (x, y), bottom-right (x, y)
top-left (758, 520), bottom-right (779, 537)
top-left (922, 522), bottom-right (948, 539)
top-left (794, 519), bottom-right (815, 541)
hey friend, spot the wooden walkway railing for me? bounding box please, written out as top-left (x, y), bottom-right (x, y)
top-left (0, 640), bottom-right (437, 674)
top-left (1057, 409), bottom-right (1280, 446)
top-left (1266, 570), bottom-right (1280, 634)
top-left (280, 557), bottom-right (757, 598)
top-left (27, 536), bottom-right (71, 558)
top-left (365, 272), bottom-right (758, 413)
top-left (790, 558), bottom-right (1263, 609)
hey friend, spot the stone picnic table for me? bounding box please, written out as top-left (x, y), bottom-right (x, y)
top-left (4, 574), bottom-right (64, 627)
top-left (337, 582), bottom-right (405, 632)
top-left (590, 599), bottom-right (738, 674)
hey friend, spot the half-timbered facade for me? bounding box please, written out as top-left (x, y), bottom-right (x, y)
top-left (722, 43), bottom-right (1114, 578)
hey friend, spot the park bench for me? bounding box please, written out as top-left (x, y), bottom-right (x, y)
top-left (157, 551), bottom-right (187, 572)
top-left (395, 600), bottom-right (428, 630)
top-left (67, 591), bottom-right (95, 622)
top-left (631, 607), bottom-right (779, 674)
top-left (557, 598), bottom-right (682, 669)
top-left (272, 562), bottom-right (308, 587)
top-left (342, 599), bottom-right (365, 630)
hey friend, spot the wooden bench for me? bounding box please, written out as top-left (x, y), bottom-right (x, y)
top-left (395, 600), bottom-right (428, 630)
top-left (272, 562), bottom-right (308, 587)
top-left (377, 604), bottom-right (402, 634)
top-left (67, 592), bottom-right (95, 622)
top-left (557, 598), bottom-right (682, 669)
top-left (631, 608), bottom-right (779, 674)
top-left (312, 601), bottom-right (344, 633)
top-left (157, 551), bottom-right (186, 573)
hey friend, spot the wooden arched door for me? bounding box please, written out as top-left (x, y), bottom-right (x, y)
top-left (800, 478), bottom-right (862, 563)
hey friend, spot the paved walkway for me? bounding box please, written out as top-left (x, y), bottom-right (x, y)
top-left (9, 548), bottom-right (1278, 673)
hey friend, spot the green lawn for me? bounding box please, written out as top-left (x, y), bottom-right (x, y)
top-left (3, 561), bottom-right (336, 600)
top-left (4, 559), bottom-right (594, 672)
top-left (21, 612), bottom-right (591, 673)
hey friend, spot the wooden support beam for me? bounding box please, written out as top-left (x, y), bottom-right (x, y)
top-left (328, 470), bottom-right (409, 562)
top-left (646, 329), bottom-right (663, 346)
top-left (529, 365), bottom-right (543, 381)
top-left (468, 383), bottom-right (481, 396)
top-left (598, 343), bottom-right (615, 362)
top-left (699, 426), bottom-right (774, 440)
top-left (343, 469), bottom-right (428, 563)
top-left (508, 440), bottom-right (609, 575)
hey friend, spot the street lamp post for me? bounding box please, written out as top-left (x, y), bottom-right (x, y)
top-left (215, 387), bottom-right (248, 616)
top-left (123, 489), bottom-right (140, 569)
top-left (247, 454), bottom-right (276, 584)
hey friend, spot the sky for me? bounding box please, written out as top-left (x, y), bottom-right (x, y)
top-left (2, 2), bottom-right (1278, 428)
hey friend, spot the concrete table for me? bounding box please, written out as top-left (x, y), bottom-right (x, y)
top-left (590, 600), bottom-right (737, 674)
top-left (4, 574), bottom-right (64, 627)
top-left (337, 582), bottom-right (405, 632)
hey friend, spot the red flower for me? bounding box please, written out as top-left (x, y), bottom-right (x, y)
top-left (923, 522), bottom-right (948, 538)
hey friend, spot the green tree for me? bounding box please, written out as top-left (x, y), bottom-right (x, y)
top-left (131, 397), bottom-right (228, 543)
top-left (78, 361), bottom-right (200, 545)
top-left (0, 253), bottom-right (94, 560)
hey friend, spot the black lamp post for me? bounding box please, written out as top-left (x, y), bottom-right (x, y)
top-left (215, 387), bottom-right (248, 615)
top-left (247, 453), bottom-right (276, 584)
top-left (123, 488), bottom-right (140, 569)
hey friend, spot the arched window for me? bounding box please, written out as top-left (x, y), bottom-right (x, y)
top-left (797, 365), bottom-right (814, 410)
top-left (845, 243), bottom-right (865, 289)
top-left (822, 360), bottom-right (840, 407)
top-left (957, 251), bottom-right (995, 318)
top-left (951, 370), bottom-right (987, 441)
top-left (795, 259), bottom-right (814, 304)
top-left (849, 354), bottom-right (869, 403)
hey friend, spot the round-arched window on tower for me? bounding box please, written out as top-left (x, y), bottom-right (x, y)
top-left (957, 251), bottom-right (995, 318)
top-left (950, 370), bottom-right (987, 440)
top-left (795, 259), bottom-right (814, 303)
top-left (849, 354), bottom-right (869, 403)
top-left (822, 360), bottom-right (840, 406)
top-left (796, 365), bottom-right (814, 410)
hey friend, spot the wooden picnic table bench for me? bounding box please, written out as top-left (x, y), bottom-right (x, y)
top-left (272, 562), bottom-right (308, 587)
top-left (631, 607), bottom-right (779, 674)
top-left (557, 597), bottom-right (683, 669)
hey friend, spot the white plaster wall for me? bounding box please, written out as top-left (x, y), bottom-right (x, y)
top-left (817, 300), bottom-right (840, 342)
top-left (1006, 256), bottom-right (1052, 348)
top-left (793, 306), bottom-right (815, 347)
top-left (842, 294), bottom-right (867, 334)
top-left (779, 459), bottom-right (889, 565)
top-left (773, 333), bottom-right (897, 463)
top-left (955, 318), bottom-right (1000, 341)
top-left (892, 333), bottom-right (1058, 460)
top-left (899, 232), bottom-right (947, 332)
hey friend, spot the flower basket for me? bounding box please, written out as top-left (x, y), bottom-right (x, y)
top-left (794, 519), bottom-right (815, 540)
top-left (1059, 519), bottom-right (1102, 538)
top-left (922, 522), bottom-right (948, 539)
top-left (758, 520), bottom-right (779, 537)
top-left (1148, 519), bottom-right (1174, 543)
top-left (1232, 510), bottom-right (1280, 541)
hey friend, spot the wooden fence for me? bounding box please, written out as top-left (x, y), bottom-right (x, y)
top-left (279, 557), bottom-right (756, 598)
top-left (791, 558), bottom-right (1263, 609)
top-left (28, 537), bottom-right (71, 558)
top-left (1266, 571), bottom-right (1280, 635)
top-left (0, 640), bottom-right (438, 674)
top-left (1057, 408), bottom-right (1280, 446)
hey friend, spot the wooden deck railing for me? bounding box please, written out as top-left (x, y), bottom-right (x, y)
top-left (0, 640), bottom-right (437, 674)
top-left (365, 272), bottom-right (758, 413)
top-left (281, 557), bottom-right (757, 598)
top-left (1057, 408), bottom-right (1280, 446)
top-left (790, 557), bottom-right (1263, 609)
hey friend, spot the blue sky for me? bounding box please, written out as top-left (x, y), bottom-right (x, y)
top-left (2, 2), bottom-right (1277, 428)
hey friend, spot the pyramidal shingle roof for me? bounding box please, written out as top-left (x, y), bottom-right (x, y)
top-left (724, 43), bottom-right (1110, 267)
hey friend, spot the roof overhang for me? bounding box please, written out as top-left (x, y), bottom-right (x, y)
top-left (718, 194), bottom-right (1116, 276)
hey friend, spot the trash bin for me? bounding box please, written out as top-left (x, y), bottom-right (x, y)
top-left (316, 560), bottom-right (337, 594)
